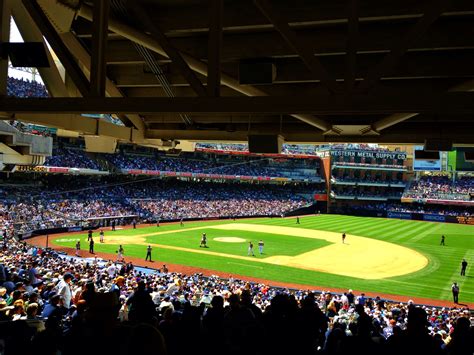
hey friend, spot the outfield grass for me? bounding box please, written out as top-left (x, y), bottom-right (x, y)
top-left (54, 215), bottom-right (474, 303)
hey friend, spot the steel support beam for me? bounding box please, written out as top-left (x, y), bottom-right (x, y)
top-left (90, 0), bottom-right (109, 97)
top-left (129, 3), bottom-right (207, 97)
top-left (22, 0), bottom-right (90, 97)
top-left (77, 3), bottom-right (331, 131)
top-left (0, 0), bottom-right (10, 96)
top-left (11, 1), bottom-right (68, 97)
top-left (254, 0), bottom-right (339, 94)
top-left (357, 0), bottom-right (451, 93)
top-left (60, 32), bottom-right (145, 132)
top-left (145, 124), bottom-right (474, 144)
top-left (207, 0), bottom-right (223, 97)
top-left (2, 93), bottom-right (474, 115)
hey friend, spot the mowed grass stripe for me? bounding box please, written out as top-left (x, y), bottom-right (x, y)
top-left (333, 217), bottom-right (394, 231)
top-left (354, 220), bottom-right (414, 240)
top-left (349, 219), bottom-right (403, 235)
top-left (381, 221), bottom-right (430, 242)
top-left (388, 222), bottom-right (439, 242)
top-left (298, 217), bottom-right (354, 229)
top-left (439, 249), bottom-right (474, 300)
top-left (407, 224), bottom-right (443, 243)
top-left (305, 217), bottom-right (392, 233)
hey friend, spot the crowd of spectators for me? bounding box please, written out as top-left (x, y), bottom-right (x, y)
top-left (0, 177), bottom-right (314, 233)
top-left (330, 143), bottom-right (393, 152)
top-left (7, 77), bottom-right (48, 98)
top-left (132, 181), bottom-right (309, 220)
top-left (0, 237), bottom-right (471, 355)
top-left (195, 143), bottom-right (396, 155)
top-left (196, 142), bottom-right (331, 156)
top-left (332, 175), bottom-right (406, 185)
top-left (44, 148), bottom-right (102, 170)
top-left (104, 152), bottom-right (320, 179)
top-left (333, 161), bottom-right (406, 169)
top-left (104, 153), bottom-right (221, 173)
top-left (404, 176), bottom-right (474, 201)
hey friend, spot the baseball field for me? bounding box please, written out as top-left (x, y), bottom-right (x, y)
top-left (52, 214), bottom-right (474, 304)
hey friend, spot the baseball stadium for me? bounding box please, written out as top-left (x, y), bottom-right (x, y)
top-left (0, 1), bottom-right (473, 355)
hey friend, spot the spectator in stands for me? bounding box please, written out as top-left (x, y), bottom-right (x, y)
top-left (0, 236), bottom-right (471, 355)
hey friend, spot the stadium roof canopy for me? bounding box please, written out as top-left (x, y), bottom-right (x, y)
top-left (2, 0), bottom-right (474, 146)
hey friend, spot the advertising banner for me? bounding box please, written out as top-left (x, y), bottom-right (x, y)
top-left (413, 145), bottom-right (441, 171)
top-left (330, 150), bottom-right (407, 160)
top-left (387, 211), bottom-right (412, 220)
top-left (423, 214), bottom-right (446, 222)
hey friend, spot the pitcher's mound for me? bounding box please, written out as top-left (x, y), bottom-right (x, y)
top-left (214, 237), bottom-right (246, 243)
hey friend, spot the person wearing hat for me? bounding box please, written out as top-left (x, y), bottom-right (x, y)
top-left (56, 273), bottom-right (74, 309)
top-left (75, 240), bottom-right (81, 257)
top-left (41, 294), bottom-right (62, 318)
top-left (145, 245), bottom-right (152, 262)
top-left (451, 282), bottom-right (460, 304)
top-left (0, 300), bottom-right (14, 321)
top-left (89, 237), bottom-right (95, 254)
top-left (200, 233), bottom-right (208, 248)
top-left (110, 276), bottom-right (125, 301)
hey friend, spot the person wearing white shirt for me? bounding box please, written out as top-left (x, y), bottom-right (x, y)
top-left (56, 273), bottom-right (74, 309)
top-left (107, 263), bottom-right (117, 279)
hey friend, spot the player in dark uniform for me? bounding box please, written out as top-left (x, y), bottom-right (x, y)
top-left (342, 233), bottom-right (346, 244)
top-left (200, 233), bottom-right (208, 248)
top-left (440, 235), bottom-right (445, 246)
top-left (87, 229), bottom-right (93, 242)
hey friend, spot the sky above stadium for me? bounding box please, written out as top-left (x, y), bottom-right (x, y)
top-left (8, 18), bottom-right (44, 83)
